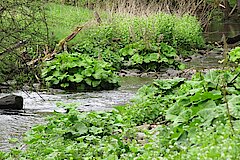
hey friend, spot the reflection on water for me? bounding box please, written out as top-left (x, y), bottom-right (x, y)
top-left (185, 52), bottom-right (224, 69)
top-left (204, 21), bottom-right (240, 42)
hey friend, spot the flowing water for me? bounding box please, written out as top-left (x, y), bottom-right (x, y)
top-left (0, 77), bottom-right (153, 151)
top-left (1, 19), bottom-right (240, 152)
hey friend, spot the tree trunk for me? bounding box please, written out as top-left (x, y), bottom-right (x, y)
top-left (0, 95), bottom-right (23, 110)
top-left (238, 0), bottom-right (240, 13)
top-left (223, 0), bottom-right (231, 19)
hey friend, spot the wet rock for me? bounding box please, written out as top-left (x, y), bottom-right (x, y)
top-left (140, 73), bottom-right (148, 77)
top-left (183, 58), bottom-right (192, 62)
top-left (0, 95), bottom-right (23, 110)
top-left (136, 132), bottom-right (146, 140)
top-left (198, 50), bottom-right (207, 55)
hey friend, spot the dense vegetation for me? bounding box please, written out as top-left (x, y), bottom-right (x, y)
top-left (1, 0), bottom-right (240, 159)
top-left (43, 2), bottom-right (205, 89)
top-left (0, 1), bottom-right (204, 90)
top-left (42, 52), bottom-right (120, 91)
top-left (1, 48), bottom-right (240, 159)
top-left (0, 0), bottom-right (49, 87)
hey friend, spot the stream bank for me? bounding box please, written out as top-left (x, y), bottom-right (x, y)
top-left (0, 18), bottom-right (239, 152)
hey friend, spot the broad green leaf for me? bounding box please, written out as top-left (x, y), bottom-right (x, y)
top-left (130, 54), bottom-right (143, 65)
top-left (74, 74), bottom-right (83, 83)
top-left (74, 122), bottom-right (88, 135)
top-left (60, 83), bottom-right (69, 88)
top-left (91, 80), bottom-right (101, 87)
top-left (228, 95), bottom-right (240, 119)
top-left (82, 68), bottom-right (94, 77)
top-left (144, 53), bottom-right (159, 63)
top-left (85, 78), bottom-right (92, 86)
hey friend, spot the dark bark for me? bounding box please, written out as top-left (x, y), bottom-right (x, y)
top-left (238, 0), bottom-right (240, 13)
top-left (0, 95), bottom-right (23, 110)
top-left (223, 0), bottom-right (231, 19)
top-left (226, 34), bottom-right (240, 44)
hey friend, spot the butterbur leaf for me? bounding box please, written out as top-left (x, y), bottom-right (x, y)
top-left (85, 78), bottom-right (92, 86)
top-left (68, 75), bottom-right (75, 82)
top-left (190, 91), bottom-right (222, 103)
top-left (58, 73), bottom-right (68, 80)
top-left (92, 80), bottom-right (101, 87)
top-left (228, 95), bottom-right (240, 119)
top-left (166, 104), bottom-right (184, 121)
top-left (178, 63), bottom-right (186, 70)
top-left (53, 79), bottom-right (60, 85)
top-left (74, 74), bottom-right (83, 83)
top-left (82, 68), bottom-right (94, 77)
top-left (229, 47), bottom-right (240, 63)
top-left (42, 52), bottom-right (120, 91)
top-left (159, 55), bottom-right (168, 63)
top-left (128, 48), bottom-right (135, 56)
top-left (89, 126), bottom-right (103, 135)
top-left (60, 83), bottom-right (69, 88)
top-left (74, 122), bottom-right (88, 135)
top-left (131, 54), bottom-right (143, 64)
top-left (177, 97), bottom-right (191, 107)
top-left (172, 109), bottom-right (192, 126)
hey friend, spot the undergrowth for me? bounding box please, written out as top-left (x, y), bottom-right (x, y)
top-left (41, 52), bottom-right (120, 91)
top-left (45, 3), bottom-right (204, 72)
top-left (1, 47), bottom-right (240, 159)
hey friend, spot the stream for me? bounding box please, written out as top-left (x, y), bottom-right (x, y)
top-left (0, 77), bottom-right (153, 151)
top-left (0, 20), bottom-right (239, 152)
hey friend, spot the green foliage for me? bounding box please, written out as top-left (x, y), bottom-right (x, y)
top-left (128, 68), bottom-right (240, 125)
top-left (0, 0), bottom-right (48, 86)
top-left (45, 3), bottom-right (94, 44)
top-left (3, 66), bottom-right (240, 159)
top-left (119, 41), bottom-right (181, 71)
top-left (41, 52), bottom-right (120, 91)
top-left (229, 46), bottom-right (240, 64)
top-left (71, 13), bottom-right (203, 71)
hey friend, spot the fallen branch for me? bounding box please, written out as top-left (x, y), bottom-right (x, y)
top-left (27, 24), bottom-right (85, 66)
top-left (27, 11), bottom-right (102, 66)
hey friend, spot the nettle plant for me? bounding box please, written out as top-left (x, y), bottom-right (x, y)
top-left (41, 52), bottom-right (120, 91)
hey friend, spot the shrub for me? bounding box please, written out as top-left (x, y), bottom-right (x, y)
top-left (71, 13), bottom-right (203, 70)
top-left (3, 66), bottom-right (240, 159)
top-left (41, 52), bottom-right (120, 91)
